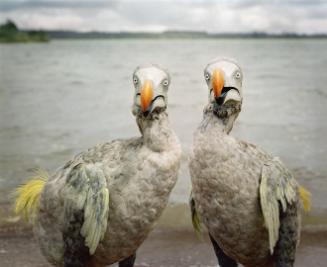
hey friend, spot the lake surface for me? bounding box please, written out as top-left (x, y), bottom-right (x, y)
top-left (1, 39), bottom-right (327, 219)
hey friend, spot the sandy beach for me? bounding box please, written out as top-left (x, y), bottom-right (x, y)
top-left (1, 227), bottom-right (327, 267)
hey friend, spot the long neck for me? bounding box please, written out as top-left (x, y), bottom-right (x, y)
top-left (200, 110), bottom-right (226, 135)
top-left (136, 112), bottom-right (176, 152)
top-left (201, 103), bottom-right (238, 135)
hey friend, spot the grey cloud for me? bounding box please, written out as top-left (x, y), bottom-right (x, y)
top-left (306, 8), bottom-right (327, 19)
top-left (0, 0), bottom-right (222, 12)
top-left (0, 0), bottom-right (326, 33)
top-left (231, 0), bottom-right (327, 8)
top-left (0, 1), bottom-right (117, 11)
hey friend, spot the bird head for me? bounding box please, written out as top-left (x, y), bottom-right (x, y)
top-left (132, 64), bottom-right (171, 117)
top-left (205, 57), bottom-right (243, 107)
top-left (204, 58), bottom-right (243, 132)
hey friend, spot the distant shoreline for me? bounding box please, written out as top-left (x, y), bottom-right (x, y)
top-left (1, 19), bottom-right (326, 42)
top-left (44, 30), bottom-right (327, 40)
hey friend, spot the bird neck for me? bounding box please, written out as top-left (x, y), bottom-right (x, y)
top-left (201, 103), bottom-right (240, 134)
top-left (136, 111), bottom-right (176, 152)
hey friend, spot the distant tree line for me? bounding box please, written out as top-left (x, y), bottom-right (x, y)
top-left (44, 30), bottom-right (327, 39)
top-left (0, 20), bottom-right (48, 43)
top-left (1, 19), bottom-right (326, 43)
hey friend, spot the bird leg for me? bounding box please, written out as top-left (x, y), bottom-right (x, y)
top-left (119, 253), bottom-right (136, 267)
top-left (209, 234), bottom-right (238, 267)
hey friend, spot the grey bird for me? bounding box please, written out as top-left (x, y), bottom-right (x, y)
top-left (15, 64), bottom-right (181, 267)
top-left (189, 58), bottom-right (310, 267)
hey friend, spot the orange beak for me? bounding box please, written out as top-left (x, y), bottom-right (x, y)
top-left (140, 80), bottom-right (154, 112)
top-left (212, 69), bottom-right (224, 98)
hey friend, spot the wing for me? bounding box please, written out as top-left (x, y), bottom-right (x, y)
top-left (62, 162), bottom-right (109, 255)
top-left (259, 157), bottom-right (298, 254)
top-left (189, 192), bottom-right (201, 236)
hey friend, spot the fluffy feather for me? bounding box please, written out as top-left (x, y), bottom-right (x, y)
top-left (299, 186), bottom-right (311, 212)
top-left (15, 168), bottom-right (48, 221)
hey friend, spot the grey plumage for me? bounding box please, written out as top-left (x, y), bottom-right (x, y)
top-left (189, 58), bottom-right (302, 267)
top-left (31, 65), bottom-right (181, 266)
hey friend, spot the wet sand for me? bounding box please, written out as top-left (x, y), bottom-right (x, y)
top-left (1, 228), bottom-right (327, 267)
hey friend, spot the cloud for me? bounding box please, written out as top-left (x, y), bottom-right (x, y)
top-left (0, 1), bottom-right (117, 11)
top-left (0, 0), bottom-right (326, 33)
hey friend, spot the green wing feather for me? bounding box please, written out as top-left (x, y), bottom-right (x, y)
top-left (190, 193), bottom-right (202, 236)
top-left (64, 163), bottom-right (109, 255)
top-left (259, 158), bottom-right (298, 254)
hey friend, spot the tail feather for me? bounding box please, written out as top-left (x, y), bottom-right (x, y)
top-left (15, 169), bottom-right (48, 221)
top-left (299, 186), bottom-right (311, 212)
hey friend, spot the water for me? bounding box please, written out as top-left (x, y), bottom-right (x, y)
top-left (1, 39), bottom-right (327, 218)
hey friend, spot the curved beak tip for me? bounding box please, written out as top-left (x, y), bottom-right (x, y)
top-left (212, 69), bottom-right (224, 98)
top-left (140, 80), bottom-right (154, 113)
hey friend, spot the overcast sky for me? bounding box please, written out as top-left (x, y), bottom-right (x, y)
top-left (0, 0), bottom-right (326, 33)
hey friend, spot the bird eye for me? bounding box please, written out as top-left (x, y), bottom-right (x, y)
top-left (205, 73), bottom-right (210, 81)
top-left (133, 77), bottom-right (138, 84)
top-left (163, 79), bottom-right (169, 86)
top-left (235, 72), bottom-right (241, 79)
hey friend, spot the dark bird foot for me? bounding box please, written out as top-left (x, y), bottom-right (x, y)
top-left (119, 253), bottom-right (137, 267)
top-left (209, 234), bottom-right (238, 267)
